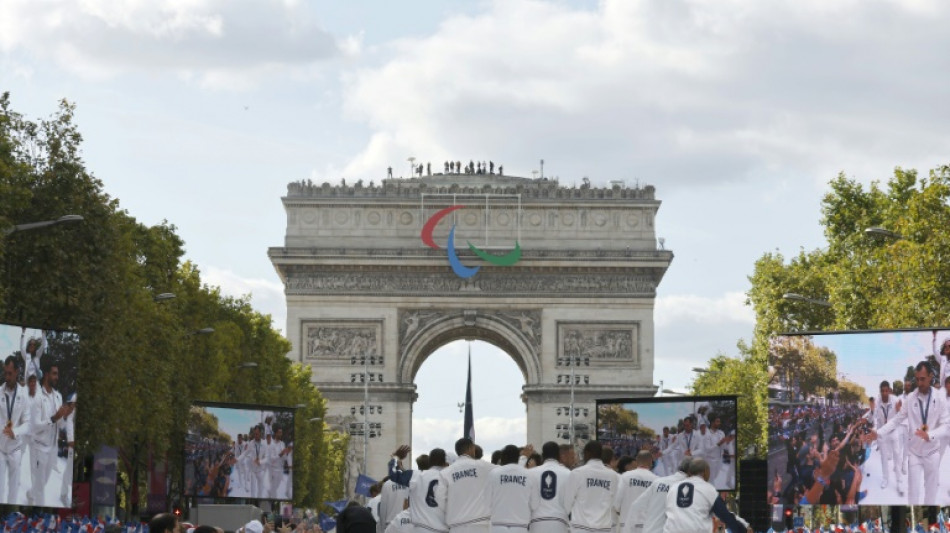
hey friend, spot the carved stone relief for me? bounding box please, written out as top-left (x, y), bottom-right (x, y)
top-left (558, 322), bottom-right (639, 367)
top-left (286, 272), bottom-right (657, 296)
top-left (303, 321), bottom-right (382, 360)
top-left (398, 308), bottom-right (541, 354)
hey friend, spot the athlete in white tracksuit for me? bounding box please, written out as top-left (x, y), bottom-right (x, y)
top-left (60, 393), bottom-right (76, 506)
top-left (436, 439), bottom-right (494, 533)
top-left (386, 509), bottom-right (414, 533)
top-left (528, 443), bottom-right (571, 533)
top-left (268, 432), bottom-right (288, 499)
top-left (623, 458), bottom-right (691, 533)
top-left (562, 442), bottom-right (619, 533)
top-left (662, 459), bottom-right (749, 533)
top-left (409, 449), bottom-right (449, 533)
top-left (657, 429), bottom-right (674, 476)
top-left (613, 451), bottom-right (656, 533)
top-left (380, 478), bottom-right (411, 533)
top-left (872, 362), bottom-right (950, 505)
top-left (239, 428), bottom-right (267, 496)
top-left (30, 363), bottom-right (68, 506)
top-left (873, 380), bottom-right (903, 494)
top-left (487, 445), bottom-right (538, 533)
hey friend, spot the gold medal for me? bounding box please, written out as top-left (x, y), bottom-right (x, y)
top-left (921, 424), bottom-right (929, 432)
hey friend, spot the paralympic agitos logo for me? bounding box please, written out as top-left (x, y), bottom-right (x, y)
top-left (421, 205), bottom-right (522, 279)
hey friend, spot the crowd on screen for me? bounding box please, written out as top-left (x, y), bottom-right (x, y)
top-left (185, 419), bottom-right (293, 501)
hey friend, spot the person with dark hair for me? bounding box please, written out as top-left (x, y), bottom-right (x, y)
top-left (194, 526), bottom-right (219, 533)
top-left (528, 442), bottom-right (571, 533)
top-left (872, 380), bottom-right (903, 494)
top-left (487, 444), bottom-right (536, 533)
top-left (149, 513), bottom-right (181, 533)
top-left (1, 355), bottom-right (31, 503)
top-left (240, 425), bottom-right (267, 496)
top-left (29, 358), bottom-right (70, 505)
top-left (673, 416), bottom-right (701, 461)
top-left (409, 448), bottom-right (448, 533)
top-left (562, 441), bottom-right (619, 533)
top-left (870, 360), bottom-right (950, 504)
top-left (437, 438), bottom-right (494, 533)
top-left (613, 450), bottom-right (656, 533)
top-left (339, 501), bottom-right (377, 533)
top-left (491, 450), bottom-right (502, 466)
top-left (557, 445), bottom-right (576, 470)
top-left (473, 445), bottom-right (484, 460)
top-left (600, 447), bottom-right (616, 470)
top-left (702, 415), bottom-right (733, 488)
top-left (269, 427), bottom-right (291, 498)
top-left (615, 456), bottom-right (634, 474)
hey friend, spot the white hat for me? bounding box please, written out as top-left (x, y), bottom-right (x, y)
top-left (244, 520), bottom-right (264, 533)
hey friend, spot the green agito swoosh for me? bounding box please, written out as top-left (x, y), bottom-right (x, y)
top-left (467, 240), bottom-right (522, 266)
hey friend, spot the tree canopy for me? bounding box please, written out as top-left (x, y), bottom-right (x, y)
top-left (0, 92), bottom-right (346, 513)
top-left (694, 165), bottom-right (950, 459)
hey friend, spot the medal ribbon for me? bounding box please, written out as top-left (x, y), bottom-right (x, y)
top-left (5, 387), bottom-right (16, 422)
top-left (882, 404), bottom-right (889, 423)
top-left (918, 390), bottom-right (932, 428)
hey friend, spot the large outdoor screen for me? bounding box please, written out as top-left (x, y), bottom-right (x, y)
top-left (0, 322), bottom-right (80, 507)
top-left (185, 402), bottom-right (295, 500)
top-left (768, 329), bottom-right (950, 506)
top-left (595, 395), bottom-right (738, 490)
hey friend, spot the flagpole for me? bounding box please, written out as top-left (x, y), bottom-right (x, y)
top-left (464, 343), bottom-right (475, 441)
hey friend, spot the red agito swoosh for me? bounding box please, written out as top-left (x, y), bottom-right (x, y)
top-left (421, 205), bottom-right (465, 249)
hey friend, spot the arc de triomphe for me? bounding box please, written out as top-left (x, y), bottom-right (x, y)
top-left (269, 172), bottom-right (672, 485)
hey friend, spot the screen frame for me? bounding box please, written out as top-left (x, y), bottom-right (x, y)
top-left (184, 400), bottom-right (297, 502)
top-left (767, 327), bottom-right (950, 507)
top-left (595, 394), bottom-right (739, 492)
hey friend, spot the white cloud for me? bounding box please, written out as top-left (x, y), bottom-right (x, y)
top-left (341, 0), bottom-right (950, 188)
top-left (0, 0), bottom-right (342, 86)
top-left (655, 291), bottom-right (755, 328)
top-left (201, 265), bottom-right (286, 332)
top-left (412, 416), bottom-right (527, 458)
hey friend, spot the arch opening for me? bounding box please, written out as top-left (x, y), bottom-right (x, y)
top-left (412, 339), bottom-right (527, 457)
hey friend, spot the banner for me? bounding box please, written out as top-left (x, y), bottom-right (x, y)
top-left (354, 474), bottom-right (377, 497)
top-left (91, 446), bottom-right (119, 507)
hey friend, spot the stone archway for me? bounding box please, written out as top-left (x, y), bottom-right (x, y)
top-left (398, 308), bottom-right (541, 385)
top-left (270, 172), bottom-right (672, 485)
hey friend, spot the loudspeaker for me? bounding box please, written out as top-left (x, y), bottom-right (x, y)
top-left (738, 459), bottom-right (770, 532)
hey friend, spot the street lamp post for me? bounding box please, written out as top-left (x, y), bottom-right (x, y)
top-left (567, 355), bottom-right (589, 455)
top-left (864, 227), bottom-right (903, 240)
top-left (3, 214), bottom-right (84, 236)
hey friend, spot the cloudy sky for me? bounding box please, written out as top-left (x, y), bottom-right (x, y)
top-left (3, 0), bottom-right (950, 454)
